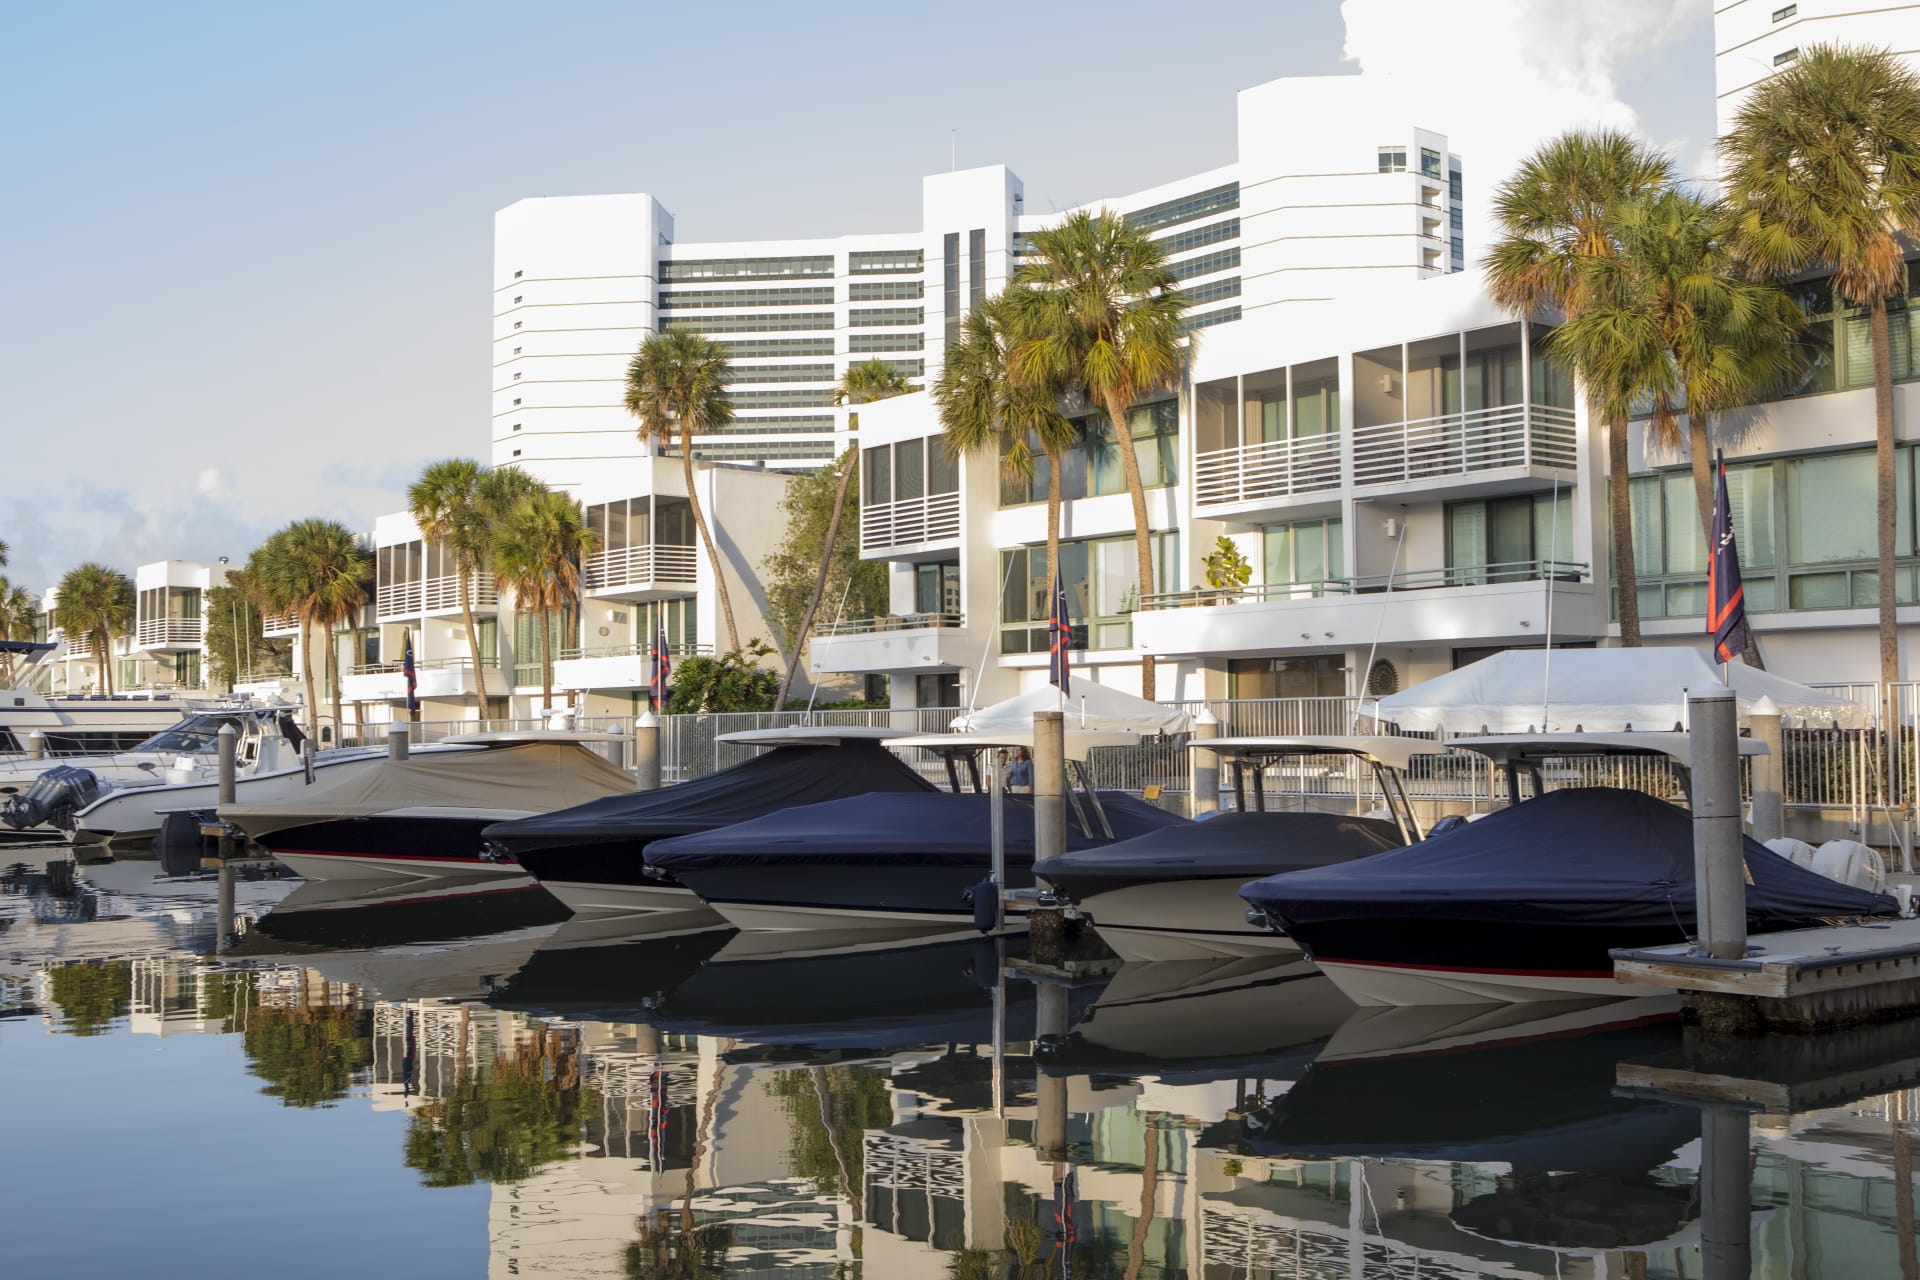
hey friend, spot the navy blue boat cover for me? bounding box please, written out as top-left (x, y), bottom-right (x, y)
top-left (1034, 811), bottom-right (1403, 900)
top-left (647, 790), bottom-right (1188, 870)
top-left (483, 741), bottom-right (938, 854)
top-left (1242, 787), bottom-right (1897, 929)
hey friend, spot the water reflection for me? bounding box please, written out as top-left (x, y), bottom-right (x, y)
top-left (2, 853), bottom-right (1918, 1277)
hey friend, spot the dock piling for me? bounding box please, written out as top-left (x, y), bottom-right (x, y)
top-left (1189, 706), bottom-right (1219, 817)
top-left (1033, 711), bottom-right (1066, 864)
top-left (386, 722), bottom-right (409, 761)
top-left (216, 723), bottom-right (238, 808)
top-left (1748, 695), bottom-right (1784, 845)
top-left (633, 711), bottom-right (661, 791)
top-left (1690, 687), bottom-right (1747, 960)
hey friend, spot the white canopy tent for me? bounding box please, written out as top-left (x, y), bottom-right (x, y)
top-left (1374, 649), bottom-right (1846, 735)
top-left (949, 682), bottom-right (1192, 738)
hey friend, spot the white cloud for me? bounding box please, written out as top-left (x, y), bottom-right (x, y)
top-left (1340, 0), bottom-right (1712, 248)
top-left (195, 467), bottom-right (232, 501)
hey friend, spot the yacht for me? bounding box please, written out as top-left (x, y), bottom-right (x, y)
top-left (1033, 736), bottom-right (1428, 961)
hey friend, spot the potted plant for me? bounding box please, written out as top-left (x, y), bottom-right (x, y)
top-left (1202, 536), bottom-right (1252, 604)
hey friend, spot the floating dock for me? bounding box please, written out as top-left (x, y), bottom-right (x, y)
top-left (1613, 917), bottom-right (1920, 1032)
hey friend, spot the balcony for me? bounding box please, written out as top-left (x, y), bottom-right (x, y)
top-left (860, 492), bottom-right (961, 558)
top-left (341, 656), bottom-right (504, 703)
top-left (1352, 403), bottom-right (1576, 492)
top-left (261, 608), bottom-right (300, 638)
top-left (135, 618), bottom-right (202, 649)
top-left (1193, 434), bottom-right (1341, 515)
top-left (1134, 560), bottom-right (1601, 657)
top-left (553, 641), bottom-right (711, 692)
top-left (376, 575), bottom-right (500, 620)
top-left (809, 613), bottom-right (972, 674)
top-left (584, 544), bottom-right (698, 599)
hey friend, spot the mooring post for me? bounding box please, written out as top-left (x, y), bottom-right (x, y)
top-left (1691, 687), bottom-right (1747, 959)
top-left (25, 730), bottom-right (44, 761)
top-left (1747, 695), bottom-right (1783, 845)
top-left (989, 748), bottom-right (1006, 932)
top-left (216, 723), bottom-right (238, 808)
top-left (215, 720), bottom-right (239, 954)
top-left (1189, 705), bottom-right (1219, 818)
top-left (387, 722), bottom-right (409, 762)
top-left (1033, 711), bottom-right (1067, 864)
top-left (633, 711), bottom-right (661, 791)
top-left (1035, 980), bottom-right (1069, 1162)
top-left (301, 738), bottom-right (316, 785)
top-left (1699, 1107), bottom-right (1753, 1279)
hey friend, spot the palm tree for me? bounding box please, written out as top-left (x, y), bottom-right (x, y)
top-left (54, 563), bottom-right (134, 695)
top-left (1006, 209), bottom-right (1189, 699)
top-left (255, 520), bottom-right (373, 739)
top-left (409, 458), bottom-right (495, 711)
top-left (1724, 43), bottom-right (1920, 690)
top-left (772, 360), bottom-right (918, 708)
top-left (1560, 190), bottom-right (1802, 541)
top-left (625, 330), bottom-right (743, 653)
top-left (0, 583), bottom-right (34, 687)
top-left (492, 490), bottom-right (596, 712)
top-left (1486, 129), bottom-right (1675, 646)
top-left (936, 293), bottom-right (1078, 645)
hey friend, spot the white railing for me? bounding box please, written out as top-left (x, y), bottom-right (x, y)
top-left (261, 609), bottom-right (299, 635)
top-left (584, 544), bottom-right (699, 592)
top-left (135, 618), bottom-right (202, 647)
top-left (1193, 433), bottom-right (1342, 508)
top-left (860, 491), bottom-right (961, 553)
top-left (555, 641), bottom-right (711, 661)
top-left (376, 575), bottom-right (500, 619)
top-left (817, 613), bottom-right (963, 636)
top-left (1352, 402), bottom-right (1577, 487)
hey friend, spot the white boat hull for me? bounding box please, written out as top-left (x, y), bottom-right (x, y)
top-left (1073, 879), bottom-right (1301, 962)
top-left (1314, 959), bottom-right (1664, 1007)
top-left (272, 849), bottom-right (526, 882)
top-left (541, 878), bottom-right (721, 922)
top-left (711, 899), bottom-right (1022, 940)
top-left (71, 752), bottom-right (385, 843)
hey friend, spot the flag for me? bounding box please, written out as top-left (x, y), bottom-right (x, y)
top-left (1708, 450), bottom-right (1750, 665)
top-left (401, 629), bottom-right (419, 714)
top-left (1052, 1167), bottom-right (1078, 1279)
top-left (650, 623), bottom-right (672, 710)
top-left (1048, 570), bottom-right (1072, 696)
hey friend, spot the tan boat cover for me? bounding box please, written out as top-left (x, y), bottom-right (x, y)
top-left (221, 742), bottom-right (634, 838)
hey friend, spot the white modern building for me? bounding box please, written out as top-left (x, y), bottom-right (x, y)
top-left (493, 73), bottom-right (1463, 477)
top-left (35, 559), bottom-right (250, 698)
top-left (1714, 0), bottom-right (1920, 136)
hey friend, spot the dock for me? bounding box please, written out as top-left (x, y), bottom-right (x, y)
top-left (1612, 917), bottom-right (1920, 1032)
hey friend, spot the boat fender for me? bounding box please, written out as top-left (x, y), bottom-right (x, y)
top-left (964, 878), bottom-right (997, 932)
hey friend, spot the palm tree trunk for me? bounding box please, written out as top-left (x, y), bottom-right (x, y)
top-left (1124, 1117), bottom-right (1159, 1280)
top-left (1874, 297), bottom-right (1900, 691)
top-left (455, 566), bottom-right (490, 717)
top-left (299, 616), bottom-right (320, 738)
top-left (326, 626), bottom-right (344, 743)
top-left (1044, 443), bottom-right (1063, 603)
top-left (1102, 394), bottom-right (1158, 699)
top-left (1609, 410), bottom-right (1642, 646)
top-left (539, 605), bottom-right (553, 712)
top-left (680, 428), bottom-right (740, 653)
top-left (777, 446), bottom-right (858, 710)
top-left (1688, 411), bottom-right (1714, 547)
top-left (97, 632), bottom-right (112, 697)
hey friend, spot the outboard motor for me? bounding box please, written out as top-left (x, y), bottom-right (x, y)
top-left (1, 766), bottom-right (104, 831)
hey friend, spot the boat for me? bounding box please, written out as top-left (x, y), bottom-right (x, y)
top-left (220, 732), bottom-right (635, 881)
top-left (646, 786), bottom-right (1189, 937)
top-left (1032, 736), bottom-right (1428, 961)
top-left (1, 702), bottom-right (307, 840)
top-left (1241, 749), bottom-right (1899, 1006)
top-left (482, 727), bottom-right (938, 919)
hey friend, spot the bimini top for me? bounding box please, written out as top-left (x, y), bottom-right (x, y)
top-left (646, 789), bottom-right (1187, 871)
top-left (1242, 786), bottom-right (1897, 932)
top-left (1375, 648), bottom-right (1845, 734)
top-left (1035, 810), bottom-right (1404, 901)
top-left (949, 683), bottom-right (1191, 738)
top-left (484, 739), bottom-right (937, 856)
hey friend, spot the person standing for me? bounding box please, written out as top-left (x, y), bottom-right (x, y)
top-left (1008, 746), bottom-right (1033, 793)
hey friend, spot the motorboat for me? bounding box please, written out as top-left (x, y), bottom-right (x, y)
top-left (483, 727), bottom-right (937, 919)
top-left (647, 786), bottom-right (1189, 937)
top-left (1033, 736), bottom-right (1428, 961)
top-left (60, 710), bottom-right (391, 852)
top-left (1, 704), bottom-right (312, 840)
top-left (1241, 733), bottom-right (1900, 1006)
top-left (220, 732), bottom-right (635, 881)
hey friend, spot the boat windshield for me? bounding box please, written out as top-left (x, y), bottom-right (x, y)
top-left (128, 715), bottom-right (243, 755)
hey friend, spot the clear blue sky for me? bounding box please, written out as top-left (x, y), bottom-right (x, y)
top-left (0, 1), bottom-right (1714, 593)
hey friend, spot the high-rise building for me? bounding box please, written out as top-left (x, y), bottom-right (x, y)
top-left (493, 73), bottom-right (1462, 479)
top-left (1714, 0), bottom-right (1920, 137)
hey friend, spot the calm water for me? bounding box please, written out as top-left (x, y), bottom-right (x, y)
top-left (4, 847), bottom-right (1918, 1279)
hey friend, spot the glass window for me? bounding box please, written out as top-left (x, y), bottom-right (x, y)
top-left (861, 444), bottom-right (892, 506)
top-left (1447, 495), bottom-right (1567, 580)
top-left (1663, 473), bottom-right (1706, 574)
top-left (1292, 366), bottom-right (1339, 437)
top-left (915, 562), bottom-right (959, 616)
top-left (605, 501), bottom-right (629, 551)
top-left (1377, 147), bottom-right (1407, 173)
top-left (927, 440), bottom-right (958, 495)
top-left (895, 438), bottom-right (925, 500)
top-left (1265, 518), bottom-right (1344, 588)
top-left (1788, 452), bottom-right (1877, 563)
top-left (1420, 148), bottom-right (1443, 178)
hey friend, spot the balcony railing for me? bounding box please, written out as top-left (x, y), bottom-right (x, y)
top-left (376, 575), bottom-right (500, 620)
top-left (349, 656), bottom-right (498, 676)
top-left (135, 618), bottom-right (202, 647)
top-left (261, 608), bottom-right (299, 635)
top-left (556, 641), bottom-right (711, 661)
top-left (817, 612), bottom-right (963, 636)
top-left (861, 491), bottom-right (961, 554)
top-left (584, 544), bottom-right (699, 592)
top-left (1193, 434), bottom-right (1341, 509)
top-left (1351, 402), bottom-right (1576, 487)
top-left (1141, 559), bottom-right (1589, 610)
